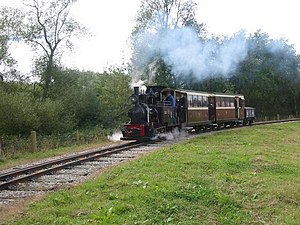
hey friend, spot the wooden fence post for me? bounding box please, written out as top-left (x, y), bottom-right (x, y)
top-left (277, 114), bottom-right (280, 120)
top-left (0, 137), bottom-right (2, 156)
top-left (31, 131), bottom-right (37, 152)
top-left (76, 130), bottom-right (80, 145)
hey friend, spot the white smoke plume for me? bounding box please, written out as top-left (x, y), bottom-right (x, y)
top-left (132, 18), bottom-right (249, 81)
top-left (130, 79), bottom-right (147, 93)
top-left (155, 127), bottom-right (189, 140)
top-left (107, 131), bottom-right (123, 142)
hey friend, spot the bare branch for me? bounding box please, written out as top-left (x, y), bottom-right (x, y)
top-left (19, 0), bottom-right (87, 98)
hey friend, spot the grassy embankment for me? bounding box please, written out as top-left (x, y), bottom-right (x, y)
top-left (5, 123), bottom-right (300, 224)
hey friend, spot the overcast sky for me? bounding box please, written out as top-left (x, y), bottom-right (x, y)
top-left (1, 0), bottom-right (299, 74)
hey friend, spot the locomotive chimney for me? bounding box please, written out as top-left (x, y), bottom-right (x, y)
top-left (134, 86), bottom-right (139, 96)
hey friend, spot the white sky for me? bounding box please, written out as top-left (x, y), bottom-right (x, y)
top-left (1, 0), bottom-right (300, 74)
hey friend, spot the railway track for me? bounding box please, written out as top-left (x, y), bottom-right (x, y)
top-left (0, 118), bottom-right (299, 206)
top-left (0, 141), bottom-right (144, 190)
top-left (254, 117), bottom-right (300, 125)
top-left (0, 140), bottom-right (174, 206)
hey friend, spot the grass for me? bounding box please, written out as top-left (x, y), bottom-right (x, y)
top-left (4, 122), bottom-right (300, 224)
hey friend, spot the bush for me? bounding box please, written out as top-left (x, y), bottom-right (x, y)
top-left (95, 69), bottom-right (132, 129)
top-left (34, 99), bottom-right (75, 134)
top-left (0, 90), bottom-right (39, 135)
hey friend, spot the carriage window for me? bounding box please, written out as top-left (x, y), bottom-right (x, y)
top-left (229, 98), bottom-right (232, 107)
top-left (229, 98), bottom-right (235, 107)
top-left (192, 95), bottom-right (198, 107)
top-left (188, 95), bottom-right (193, 107)
top-left (223, 98), bottom-right (227, 107)
top-left (203, 96), bottom-right (208, 107)
top-left (225, 97), bottom-right (229, 107)
top-left (220, 98), bottom-right (225, 107)
top-left (216, 97), bottom-right (220, 107)
top-left (198, 96), bottom-right (203, 107)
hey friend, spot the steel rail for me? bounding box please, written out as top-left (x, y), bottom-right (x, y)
top-left (0, 141), bottom-right (139, 181)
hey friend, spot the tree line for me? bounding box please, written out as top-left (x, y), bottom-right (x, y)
top-left (130, 0), bottom-right (300, 117)
top-left (1, 0), bottom-right (300, 138)
top-left (0, 69), bottom-right (131, 136)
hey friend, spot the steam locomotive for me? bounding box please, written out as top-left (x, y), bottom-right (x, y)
top-left (121, 86), bottom-right (255, 141)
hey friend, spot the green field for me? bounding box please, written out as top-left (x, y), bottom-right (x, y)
top-left (5, 123), bottom-right (300, 225)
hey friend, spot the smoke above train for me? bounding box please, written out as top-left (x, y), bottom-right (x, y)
top-left (133, 27), bottom-right (248, 79)
top-left (131, 12), bottom-right (292, 83)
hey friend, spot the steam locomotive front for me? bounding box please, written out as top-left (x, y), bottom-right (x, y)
top-left (128, 91), bottom-right (147, 124)
top-left (121, 87), bottom-right (149, 140)
top-left (121, 86), bottom-right (162, 141)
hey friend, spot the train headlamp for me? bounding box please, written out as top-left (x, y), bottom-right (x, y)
top-left (130, 95), bottom-right (138, 104)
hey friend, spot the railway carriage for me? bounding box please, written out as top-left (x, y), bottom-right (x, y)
top-left (185, 91), bottom-right (211, 129)
top-left (209, 93), bottom-right (245, 126)
top-left (121, 86), bottom-right (255, 141)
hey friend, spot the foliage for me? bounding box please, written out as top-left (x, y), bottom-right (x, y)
top-left (94, 68), bottom-right (132, 128)
top-left (1, 0), bottom-right (300, 141)
top-left (131, 0), bottom-right (206, 85)
top-left (133, 0), bottom-right (202, 35)
top-left (0, 68), bottom-right (132, 137)
top-left (0, 82), bottom-right (74, 136)
top-left (142, 56), bottom-right (177, 87)
top-left (0, 6), bottom-right (23, 80)
top-left (34, 99), bottom-right (75, 134)
top-left (231, 31), bottom-right (300, 116)
top-left (182, 76), bottom-right (235, 93)
top-left (0, 86), bottom-right (39, 135)
top-left (131, 1), bottom-right (300, 117)
top-left (21, 0), bottom-right (87, 98)
top-left (47, 69), bottom-right (101, 128)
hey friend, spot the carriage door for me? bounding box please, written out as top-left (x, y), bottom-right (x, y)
top-left (234, 97), bottom-right (240, 119)
top-left (177, 92), bottom-right (187, 127)
top-left (208, 96), bottom-right (216, 122)
top-left (239, 98), bottom-right (245, 119)
top-left (235, 97), bottom-right (245, 119)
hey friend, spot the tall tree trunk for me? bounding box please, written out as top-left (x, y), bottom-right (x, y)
top-left (42, 55), bottom-right (54, 99)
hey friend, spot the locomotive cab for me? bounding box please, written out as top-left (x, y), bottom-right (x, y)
top-left (160, 89), bottom-right (188, 129)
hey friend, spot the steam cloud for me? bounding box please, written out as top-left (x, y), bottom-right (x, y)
top-left (107, 131), bottom-right (123, 142)
top-left (153, 127), bottom-right (189, 141)
top-left (133, 26), bottom-right (249, 81)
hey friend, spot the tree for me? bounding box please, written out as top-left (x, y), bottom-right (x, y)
top-left (131, 0), bottom-right (205, 86)
top-left (94, 68), bottom-right (132, 129)
top-left (231, 31), bottom-right (300, 116)
top-left (50, 69), bottom-right (102, 128)
top-left (0, 7), bottom-right (23, 80)
top-left (184, 76), bottom-right (234, 93)
top-left (22, 0), bottom-right (86, 98)
top-left (133, 0), bottom-right (201, 34)
top-left (150, 57), bottom-right (176, 87)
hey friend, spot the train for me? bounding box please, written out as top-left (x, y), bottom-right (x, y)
top-left (121, 86), bottom-right (255, 141)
